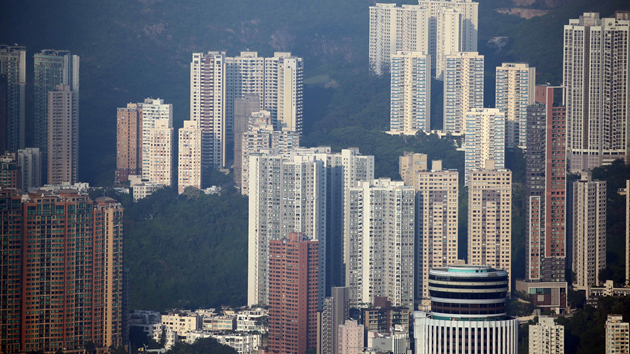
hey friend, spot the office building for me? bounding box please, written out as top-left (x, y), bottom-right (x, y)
top-left (319, 287), bottom-right (350, 354)
top-left (606, 315), bottom-right (629, 354)
top-left (563, 13), bottom-right (630, 171)
top-left (389, 51), bottom-right (431, 134)
top-left (464, 108), bottom-right (505, 185)
top-left (467, 160), bottom-right (512, 289)
top-left (414, 265), bottom-right (518, 354)
top-left (34, 50), bottom-right (79, 182)
top-left (529, 316), bottom-right (565, 354)
top-left (0, 45), bottom-right (26, 151)
top-left (443, 52), bottom-right (484, 135)
top-left (47, 85), bottom-right (78, 184)
top-left (17, 148), bottom-right (42, 189)
top-left (495, 63), bottom-right (536, 148)
top-left (178, 121), bottom-right (202, 194)
top-left (368, 4), bottom-right (430, 76)
top-left (233, 94), bottom-right (261, 187)
top-left (0, 190), bottom-right (123, 352)
top-left (411, 159), bottom-right (459, 303)
top-left (346, 178), bottom-right (415, 308)
top-left (139, 98), bottom-right (172, 181)
top-left (268, 233), bottom-right (319, 354)
top-left (116, 103), bottom-right (142, 183)
top-left (146, 119), bottom-right (173, 186)
top-left (399, 152), bottom-right (428, 187)
top-left (338, 320), bottom-right (364, 354)
top-left (573, 171), bottom-right (606, 289)
top-left (239, 111), bottom-right (300, 195)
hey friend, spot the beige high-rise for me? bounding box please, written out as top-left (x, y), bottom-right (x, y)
top-left (606, 315), bottom-right (630, 354)
top-left (139, 98), bottom-right (172, 181)
top-left (47, 85), bottom-right (78, 184)
top-left (399, 152), bottom-right (427, 187)
top-left (467, 160), bottom-right (512, 290)
top-left (529, 317), bottom-right (565, 354)
top-left (495, 63), bottom-right (536, 148)
top-left (178, 121), bottom-right (202, 194)
top-left (147, 119), bottom-right (173, 186)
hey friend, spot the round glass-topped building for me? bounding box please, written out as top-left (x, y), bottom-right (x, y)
top-left (414, 265), bottom-right (518, 354)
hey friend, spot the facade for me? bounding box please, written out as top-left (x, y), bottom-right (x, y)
top-left (34, 50), bottom-right (79, 182)
top-left (233, 94), bottom-right (261, 188)
top-left (362, 297), bottom-right (412, 336)
top-left (367, 332), bottom-right (410, 354)
top-left (464, 108), bottom-right (505, 185)
top-left (624, 181), bottom-right (630, 285)
top-left (514, 280), bottom-right (567, 310)
top-left (606, 315), bottom-right (630, 354)
top-left (368, 4), bottom-right (430, 76)
top-left (116, 103), bottom-right (142, 183)
top-left (411, 160), bottom-right (459, 303)
top-left (389, 51), bottom-right (431, 134)
top-left (495, 63), bottom-right (536, 148)
top-left (131, 180), bottom-right (166, 202)
top-left (572, 171), bottom-right (607, 289)
top-left (467, 160), bottom-right (512, 289)
top-left (146, 119), bottom-right (173, 186)
top-left (17, 148), bottom-right (42, 189)
top-left (338, 320), bottom-right (364, 354)
top-left (435, 8), bottom-right (462, 80)
top-left (162, 312), bottom-right (200, 336)
top-left (178, 121), bottom-right (203, 194)
top-left (0, 45), bottom-right (26, 151)
top-left (47, 85), bottom-right (78, 184)
top-left (399, 152), bottom-right (428, 187)
top-left (268, 233), bottom-right (319, 354)
top-left (0, 153), bottom-right (19, 189)
top-left (525, 86), bottom-right (568, 283)
top-left (414, 266), bottom-right (518, 354)
top-left (139, 98), bottom-right (172, 181)
top-left (319, 287), bottom-right (350, 354)
top-left (443, 52), bottom-right (484, 135)
top-left (0, 190), bottom-right (123, 353)
top-left (563, 13), bottom-right (630, 171)
top-left (529, 316), bottom-right (565, 354)
top-left (346, 179), bottom-right (415, 309)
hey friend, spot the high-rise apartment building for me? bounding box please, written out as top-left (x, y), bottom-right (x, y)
top-left (443, 52), bottom-right (484, 135)
top-left (368, 4), bottom-right (430, 76)
top-left (178, 121), bottom-right (202, 194)
top-left (234, 94), bottom-right (261, 187)
top-left (268, 233), bottom-right (319, 354)
top-left (319, 287), bottom-right (350, 354)
top-left (606, 315), bottom-right (630, 354)
top-left (623, 180), bottom-right (630, 285)
top-left (563, 12), bottom-right (630, 171)
top-left (435, 8), bottom-right (461, 80)
top-left (414, 266), bottom-right (518, 354)
top-left (0, 45), bottom-right (26, 151)
top-left (139, 98), bottom-right (172, 181)
top-left (47, 85), bottom-right (78, 184)
top-left (389, 52), bottom-right (431, 134)
top-left (468, 160), bottom-right (512, 289)
top-left (464, 108), bottom-right (505, 185)
top-left (529, 316), bottom-right (565, 354)
top-left (0, 153), bottom-right (19, 189)
top-left (346, 178), bottom-right (415, 309)
top-left (495, 63), bottom-right (536, 149)
top-left (116, 103), bottom-right (142, 183)
top-left (0, 190), bottom-right (123, 353)
top-left (147, 119), bottom-right (173, 186)
top-left (411, 159), bottom-right (459, 303)
top-left (17, 148), bottom-right (42, 190)
top-left (399, 152), bottom-right (428, 187)
top-left (34, 50), bottom-right (79, 182)
top-left (572, 171), bottom-right (606, 289)
top-left (338, 320), bottom-right (364, 354)
top-left (239, 111), bottom-right (300, 195)
top-left (524, 86), bottom-right (567, 283)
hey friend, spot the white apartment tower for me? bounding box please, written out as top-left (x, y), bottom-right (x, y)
top-left (465, 108), bottom-right (506, 185)
top-left (467, 160), bottom-right (512, 289)
top-left (47, 85), bottom-right (78, 185)
top-left (563, 12), bottom-right (630, 171)
top-left (0, 45), bottom-right (26, 151)
top-left (495, 63), bottom-right (536, 148)
top-left (368, 4), bottom-right (430, 76)
top-left (178, 121), bottom-right (202, 194)
top-left (443, 52), bottom-right (484, 135)
top-left (389, 51), bottom-right (431, 133)
top-left (529, 317), bottom-right (565, 354)
top-left (147, 119), bottom-right (173, 186)
top-left (572, 171), bottom-right (606, 289)
top-left (139, 98), bottom-right (172, 181)
top-left (435, 8), bottom-right (462, 80)
top-left (346, 178), bottom-right (415, 308)
top-left (411, 159), bottom-right (459, 302)
top-left (17, 148), bottom-right (42, 189)
top-left (191, 52), bottom-right (226, 169)
top-left (606, 315), bottom-right (630, 354)
top-left (248, 153), bottom-right (326, 307)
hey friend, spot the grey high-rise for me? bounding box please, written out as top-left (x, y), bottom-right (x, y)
top-left (0, 45), bottom-right (26, 152)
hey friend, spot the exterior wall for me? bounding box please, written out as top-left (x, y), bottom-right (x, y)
top-left (321, 287), bottom-right (350, 354)
top-left (399, 152), bottom-right (428, 187)
top-left (17, 148), bottom-right (42, 189)
top-left (233, 94), bottom-right (261, 188)
top-left (0, 45), bottom-right (26, 151)
top-left (464, 108), bottom-right (505, 185)
top-left (514, 280), bottom-right (567, 309)
top-left (139, 98), bottom-right (172, 181)
top-left (529, 317), bottom-right (565, 354)
top-left (47, 85), bottom-right (78, 184)
top-left (338, 320), bottom-right (364, 354)
top-left (606, 315), bottom-right (630, 354)
top-left (495, 63), bottom-right (535, 148)
top-left (178, 121), bottom-right (202, 194)
top-left (390, 52), bottom-right (431, 133)
top-left (147, 119), bottom-right (173, 186)
top-left (444, 52), bottom-right (484, 135)
top-left (626, 181), bottom-right (630, 285)
top-left (116, 103), bottom-right (142, 183)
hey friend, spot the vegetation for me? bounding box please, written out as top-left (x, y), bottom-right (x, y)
top-left (167, 338), bottom-right (237, 354)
